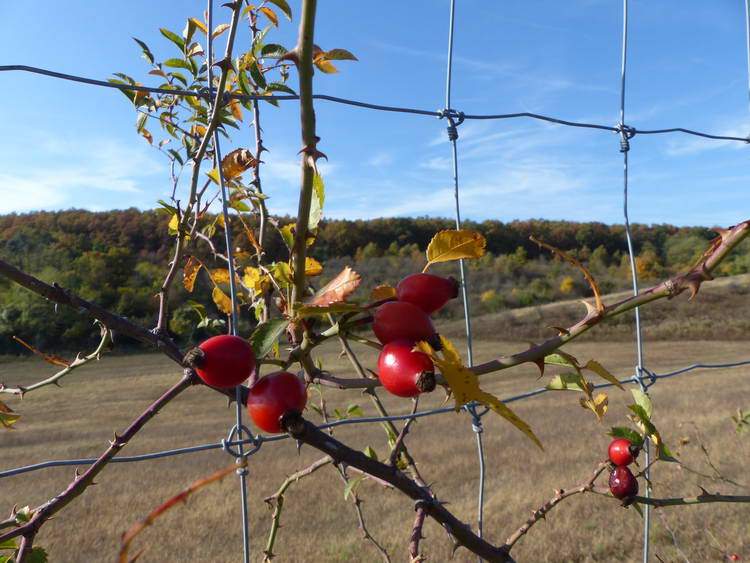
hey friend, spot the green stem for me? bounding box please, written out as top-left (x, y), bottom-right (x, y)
top-left (290, 0), bottom-right (318, 309)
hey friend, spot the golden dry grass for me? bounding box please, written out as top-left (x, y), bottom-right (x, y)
top-left (1, 336), bottom-right (749, 562)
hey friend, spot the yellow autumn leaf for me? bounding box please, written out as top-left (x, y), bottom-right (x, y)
top-left (183, 257), bottom-right (202, 292)
top-left (191, 124), bottom-right (207, 138)
top-left (272, 262), bottom-right (293, 287)
top-left (258, 6), bottom-right (278, 26)
top-left (140, 129), bottom-right (153, 144)
top-left (0, 400), bottom-right (20, 430)
top-left (210, 268), bottom-right (231, 284)
top-left (228, 97), bottom-right (243, 122)
top-left (369, 284), bottom-right (397, 300)
top-left (189, 17), bottom-right (207, 34)
top-left (221, 148), bottom-right (257, 180)
top-left (418, 336), bottom-right (543, 450)
top-left (242, 267), bottom-right (270, 297)
top-left (580, 393), bottom-right (609, 421)
top-left (212, 287), bottom-right (233, 314)
top-left (304, 257), bottom-right (323, 276)
top-left (424, 230), bottom-right (486, 272)
top-left (168, 213), bottom-right (179, 234)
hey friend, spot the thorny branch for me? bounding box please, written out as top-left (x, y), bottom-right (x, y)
top-left (409, 501), bottom-right (428, 563)
top-left (0, 372), bottom-right (196, 546)
top-left (0, 323), bottom-right (112, 397)
top-left (281, 414), bottom-right (514, 562)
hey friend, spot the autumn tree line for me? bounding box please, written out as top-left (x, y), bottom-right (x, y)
top-left (0, 208), bottom-right (748, 355)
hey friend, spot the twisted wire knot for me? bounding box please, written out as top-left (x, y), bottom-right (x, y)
top-left (616, 123), bottom-right (637, 152)
top-left (438, 108), bottom-right (465, 141)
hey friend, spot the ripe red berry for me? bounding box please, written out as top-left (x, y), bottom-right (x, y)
top-left (729, 554), bottom-right (739, 561)
top-left (246, 371), bottom-right (307, 434)
top-left (396, 273), bottom-right (459, 314)
top-left (373, 301), bottom-right (436, 345)
top-left (609, 466), bottom-right (639, 499)
top-left (608, 438), bottom-right (637, 466)
top-left (195, 334), bottom-right (256, 389)
top-left (378, 340), bottom-right (436, 397)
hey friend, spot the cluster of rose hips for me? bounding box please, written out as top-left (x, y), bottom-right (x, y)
top-left (373, 273), bottom-right (459, 397)
top-left (607, 438), bottom-right (640, 500)
top-left (190, 334), bottom-right (306, 434)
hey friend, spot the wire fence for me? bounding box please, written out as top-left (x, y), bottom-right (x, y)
top-left (2, 1), bottom-right (750, 561)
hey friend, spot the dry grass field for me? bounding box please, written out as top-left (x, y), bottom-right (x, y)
top-left (1, 280), bottom-right (749, 562)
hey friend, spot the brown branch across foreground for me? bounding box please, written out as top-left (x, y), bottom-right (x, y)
top-left (281, 414), bottom-right (514, 563)
top-left (0, 371), bottom-right (196, 547)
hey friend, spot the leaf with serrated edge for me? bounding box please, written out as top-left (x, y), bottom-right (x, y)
top-left (221, 148), bottom-right (256, 180)
top-left (580, 393), bottom-right (608, 421)
top-left (584, 360), bottom-right (624, 390)
top-left (305, 266), bottom-right (361, 307)
top-left (546, 373), bottom-right (589, 392)
top-left (304, 257), bottom-right (323, 276)
top-left (212, 287), bottom-right (233, 314)
top-left (544, 351), bottom-right (580, 370)
top-left (370, 284), bottom-right (397, 300)
top-left (324, 48), bottom-right (358, 61)
top-left (424, 230), bottom-right (486, 271)
top-left (0, 400), bottom-right (20, 429)
top-left (630, 388), bottom-right (653, 420)
top-left (608, 426), bottom-right (644, 448)
top-left (251, 319), bottom-right (289, 358)
top-left (308, 174), bottom-right (325, 231)
top-left (420, 336), bottom-right (542, 449)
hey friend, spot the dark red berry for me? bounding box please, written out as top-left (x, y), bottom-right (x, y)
top-left (195, 334), bottom-right (256, 389)
top-left (609, 466), bottom-right (639, 499)
top-left (247, 371), bottom-right (307, 434)
top-left (396, 273), bottom-right (459, 314)
top-left (373, 301), bottom-right (436, 345)
top-left (608, 438), bottom-right (638, 466)
top-left (378, 340), bottom-right (436, 397)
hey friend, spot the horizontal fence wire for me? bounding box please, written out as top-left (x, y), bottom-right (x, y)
top-left (2, 65), bottom-right (749, 142)
top-left (3, 358), bottom-right (748, 480)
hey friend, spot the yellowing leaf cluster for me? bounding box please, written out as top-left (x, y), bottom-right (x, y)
top-left (417, 336), bottom-right (543, 450)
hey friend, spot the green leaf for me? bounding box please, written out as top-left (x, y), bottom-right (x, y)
top-left (182, 18), bottom-right (197, 44)
top-left (160, 28), bottom-right (185, 52)
top-left (658, 442), bottom-right (678, 463)
top-left (308, 174), bottom-right (325, 231)
top-left (295, 303), bottom-right (363, 318)
top-left (347, 404), bottom-right (363, 417)
top-left (266, 0), bottom-right (292, 20)
top-left (0, 539), bottom-right (16, 550)
top-left (630, 389), bottom-right (652, 420)
top-left (136, 112), bottom-right (148, 133)
top-left (261, 43), bottom-right (289, 59)
top-left (607, 427), bottom-right (644, 448)
top-left (584, 360), bottom-right (624, 390)
top-left (167, 149), bottom-right (184, 165)
top-left (163, 58), bottom-right (193, 71)
top-left (627, 404), bottom-right (651, 425)
top-left (156, 199), bottom-right (178, 214)
top-left (28, 547), bottom-right (49, 563)
top-left (546, 373), bottom-right (589, 392)
top-left (132, 37), bottom-right (154, 64)
top-left (266, 81), bottom-right (296, 95)
top-left (250, 319), bottom-right (290, 359)
top-left (249, 61), bottom-right (267, 90)
top-left (238, 70), bottom-right (254, 96)
top-left (363, 446), bottom-right (378, 460)
top-left (544, 352), bottom-right (580, 371)
top-left (0, 557), bottom-right (12, 563)
top-left (343, 476), bottom-right (365, 500)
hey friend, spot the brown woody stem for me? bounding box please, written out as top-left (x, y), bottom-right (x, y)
top-left (282, 416), bottom-right (513, 562)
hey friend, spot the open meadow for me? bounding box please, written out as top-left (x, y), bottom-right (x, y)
top-left (2, 326), bottom-right (749, 562)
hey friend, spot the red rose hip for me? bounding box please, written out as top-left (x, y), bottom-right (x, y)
top-left (247, 371), bottom-right (307, 434)
top-left (609, 465), bottom-right (639, 499)
top-left (195, 334), bottom-right (256, 389)
top-left (396, 273), bottom-right (459, 314)
top-left (608, 438), bottom-right (637, 466)
top-left (378, 340), bottom-right (436, 397)
top-left (373, 301), bottom-right (436, 345)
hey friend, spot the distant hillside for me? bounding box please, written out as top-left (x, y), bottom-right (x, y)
top-left (0, 209), bottom-right (748, 353)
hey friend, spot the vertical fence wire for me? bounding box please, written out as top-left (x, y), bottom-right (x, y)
top-left (207, 2), bottom-right (251, 561)
top-left (442, 0), bottom-right (486, 546)
top-left (617, 1), bottom-right (651, 561)
top-left (746, 0), bottom-right (750, 120)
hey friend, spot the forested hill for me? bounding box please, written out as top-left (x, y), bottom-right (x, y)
top-left (1, 209), bottom-right (748, 354)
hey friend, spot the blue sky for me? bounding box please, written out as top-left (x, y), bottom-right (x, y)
top-left (1, 1), bottom-right (748, 227)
